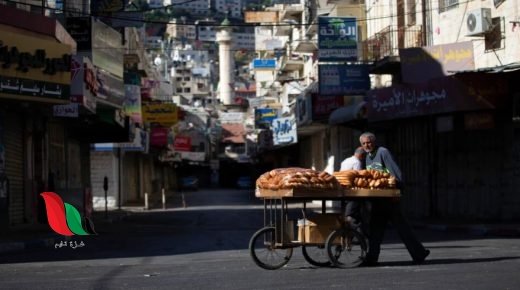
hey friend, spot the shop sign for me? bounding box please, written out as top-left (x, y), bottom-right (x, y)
top-left (319, 64), bottom-right (370, 95)
top-left (0, 75), bottom-right (69, 100)
top-left (142, 103), bottom-right (178, 126)
top-left (95, 67), bottom-right (124, 107)
top-left (366, 75), bottom-right (508, 122)
top-left (254, 108), bottom-right (277, 129)
top-left (91, 19), bottom-right (123, 78)
top-left (0, 29), bottom-right (72, 98)
top-left (70, 56), bottom-right (97, 113)
top-left (318, 17), bottom-right (358, 62)
top-left (174, 136), bottom-right (191, 152)
top-left (311, 93), bottom-right (344, 121)
top-left (272, 116), bottom-right (297, 146)
top-left (150, 127), bottom-right (169, 147)
top-left (124, 85), bottom-right (142, 124)
top-left (296, 94), bottom-right (312, 126)
top-left (179, 151), bottom-right (205, 162)
top-left (53, 103), bottom-right (79, 118)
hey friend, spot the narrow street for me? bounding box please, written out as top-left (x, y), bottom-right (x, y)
top-left (0, 189), bottom-right (519, 289)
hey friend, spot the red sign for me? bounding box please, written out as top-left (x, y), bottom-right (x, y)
top-left (150, 127), bottom-right (169, 147)
top-left (174, 136), bottom-right (191, 152)
top-left (311, 93), bottom-right (344, 120)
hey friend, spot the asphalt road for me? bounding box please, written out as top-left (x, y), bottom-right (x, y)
top-left (0, 189), bottom-right (519, 290)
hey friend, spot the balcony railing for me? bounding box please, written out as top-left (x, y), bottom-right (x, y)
top-left (361, 25), bottom-right (424, 62)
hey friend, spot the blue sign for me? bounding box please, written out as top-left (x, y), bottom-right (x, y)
top-left (253, 59), bottom-right (276, 70)
top-left (255, 108), bottom-right (278, 129)
top-left (319, 64), bottom-right (370, 95)
top-left (318, 17), bottom-right (358, 62)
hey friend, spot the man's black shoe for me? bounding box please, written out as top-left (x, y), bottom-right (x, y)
top-left (413, 249), bottom-right (430, 264)
top-left (360, 259), bottom-right (379, 267)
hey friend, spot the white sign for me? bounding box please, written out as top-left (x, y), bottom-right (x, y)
top-left (219, 112), bottom-right (245, 123)
top-left (272, 116), bottom-right (297, 146)
top-left (53, 103), bottom-right (79, 118)
top-left (180, 151), bottom-right (205, 162)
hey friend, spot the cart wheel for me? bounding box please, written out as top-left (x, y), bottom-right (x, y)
top-left (302, 245), bottom-right (332, 267)
top-left (249, 227), bottom-right (293, 270)
top-left (326, 228), bottom-right (367, 268)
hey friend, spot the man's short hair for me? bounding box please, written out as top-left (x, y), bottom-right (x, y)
top-left (354, 147), bottom-right (365, 155)
top-left (359, 132), bottom-right (376, 142)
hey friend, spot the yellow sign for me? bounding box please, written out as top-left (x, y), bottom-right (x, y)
top-left (0, 28), bottom-right (72, 85)
top-left (142, 103), bottom-right (178, 126)
top-left (244, 11), bottom-right (278, 23)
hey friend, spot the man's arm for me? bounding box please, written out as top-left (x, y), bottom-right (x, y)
top-left (380, 148), bottom-right (403, 182)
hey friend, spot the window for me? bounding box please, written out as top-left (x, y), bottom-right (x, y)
top-left (184, 88), bottom-right (191, 93)
top-left (439, 0), bottom-right (458, 13)
top-left (485, 17), bottom-right (503, 51)
top-left (184, 77), bottom-right (191, 81)
top-left (407, 0), bottom-right (416, 25)
top-left (177, 88), bottom-right (183, 93)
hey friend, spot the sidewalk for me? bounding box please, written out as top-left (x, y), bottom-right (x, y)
top-left (2, 207), bottom-right (520, 255)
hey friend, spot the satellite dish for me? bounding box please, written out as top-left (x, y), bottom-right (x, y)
top-left (467, 13), bottom-right (477, 32)
top-left (154, 56), bottom-right (162, 66)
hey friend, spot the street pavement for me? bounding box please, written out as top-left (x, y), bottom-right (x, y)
top-left (1, 188), bottom-right (520, 255)
top-left (0, 188), bottom-right (520, 290)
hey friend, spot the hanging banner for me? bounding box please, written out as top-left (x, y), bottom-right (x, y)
top-left (272, 116), bottom-right (297, 146)
top-left (318, 17), bottom-right (358, 62)
top-left (142, 103), bottom-right (178, 126)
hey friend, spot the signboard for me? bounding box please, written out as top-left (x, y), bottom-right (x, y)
top-left (312, 94), bottom-right (344, 121)
top-left (0, 76), bottom-right (69, 101)
top-left (318, 17), bottom-right (358, 62)
top-left (142, 103), bottom-right (178, 126)
top-left (253, 59), bottom-right (277, 70)
top-left (124, 85), bottom-right (142, 124)
top-left (296, 94), bottom-right (312, 126)
top-left (66, 17), bottom-right (92, 51)
top-left (96, 67), bottom-right (124, 107)
top-left (255, 108), bottom-right (277, 129)
top-left (53, 103), bottom-right (79, 117)
top-left (245, 11), bottom-right (278, 23)
top-left (180, 152), bottom-right (205, 162)
top-left (150, 127), bottom-right (169, 147)
top-left (219, 112), bottom-right (245, 124)
top-left (319, 64), bottom-right (370, 95)
top-left (366, 75), bottom-right (508, 122)
top-left (92, 19), bottom-right (123, 78)
top-left (119, 128), bottom-right (149, 153)
top-left (272, 116), bottom-right (297, 146)
top-left (174, 136), bottom-right (191, 152)
top-left (70, 56), bottom-right (97, 113)
top-left (400, 41), bottom-right (475, 84)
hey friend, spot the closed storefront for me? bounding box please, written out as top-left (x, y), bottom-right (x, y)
top-left (4, 112), bottom-right (24, 225)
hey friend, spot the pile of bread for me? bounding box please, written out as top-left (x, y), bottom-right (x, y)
top-left (256, 167), bottom-right (340, 190)
top-left (333, 169), bottom-right (397, 189)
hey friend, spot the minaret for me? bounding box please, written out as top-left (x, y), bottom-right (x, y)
top-left (216, 17), bottom-right (234, 106)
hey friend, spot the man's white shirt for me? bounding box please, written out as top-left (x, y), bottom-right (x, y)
top-left (340, 156), bottom-right (362, 170)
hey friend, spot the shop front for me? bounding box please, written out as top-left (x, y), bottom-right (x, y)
top-left (365, 72), bottom-right (513, 220)
top-left (0, 6), bottom-right (77, 226)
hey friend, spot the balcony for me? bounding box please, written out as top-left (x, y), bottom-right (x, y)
top-left (361, 25), bottom-right (424, 63)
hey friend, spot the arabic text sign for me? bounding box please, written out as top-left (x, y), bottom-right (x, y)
top-left (272, 116), bottom-right (297, 146)
top-left (254, 108), bottom-right (277, 129)
top-left (319, 64), bottom-right (370, 95)
top-left (366, 76), bottom-right (507, 122)
top-left (318, 17), bottom-right (358, 62)
top-left (53, 103), bottom-right (79, 118)
top-left (142, 103), bottom-right (178, 126)
top-left (0, 76), bottom-right (69, 100)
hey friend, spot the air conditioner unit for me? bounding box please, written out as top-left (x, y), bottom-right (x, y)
top-left (466, 8), bottom-right (492, 36)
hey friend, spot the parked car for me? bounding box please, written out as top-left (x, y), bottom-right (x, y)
top-left (236, 176), bottom-right (253, 189)
top-left (180, 176), bottom-right (199, 190)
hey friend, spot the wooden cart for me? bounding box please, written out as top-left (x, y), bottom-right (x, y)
top-left (249, 187), bottom-right (400, 270)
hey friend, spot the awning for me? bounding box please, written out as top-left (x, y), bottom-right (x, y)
top-left (329, 101), bottom-right (367, 125)
top-left (221, 123), bottom-right (245, 144)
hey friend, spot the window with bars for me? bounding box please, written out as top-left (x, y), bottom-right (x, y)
top-left (407, 0), bottom-right (417, 25)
